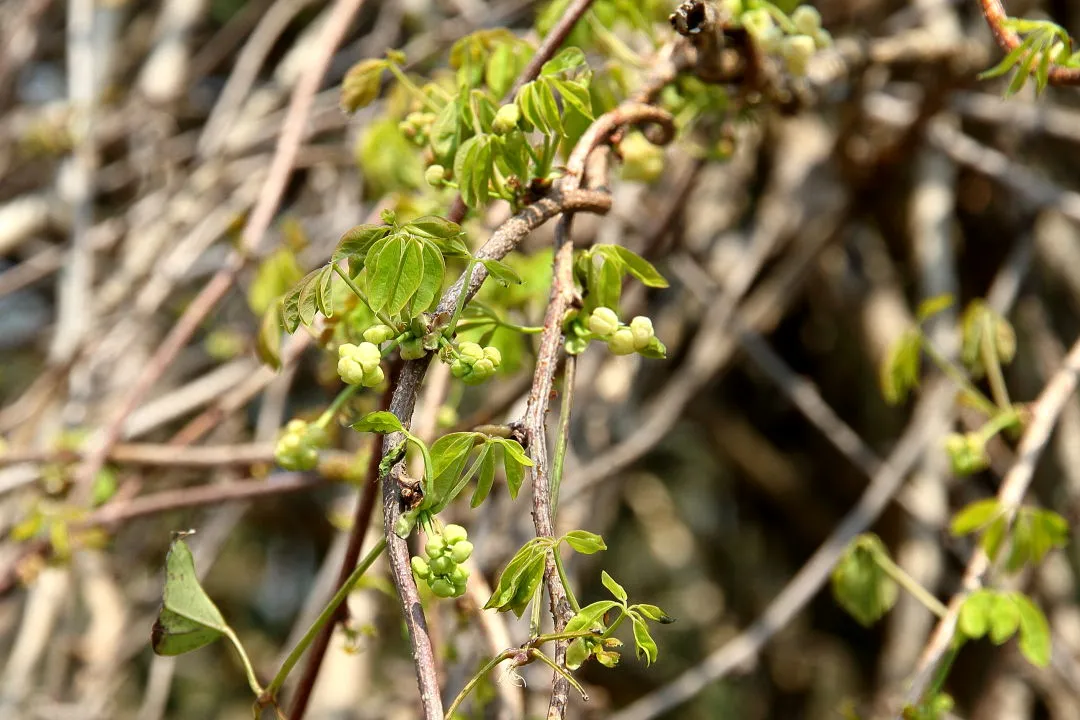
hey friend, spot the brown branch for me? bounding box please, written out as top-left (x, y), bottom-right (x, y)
top-left (0, 442), bottom-right (275, 468)
top-left (902, 334), bottom-right (1080, 711)
top-left (70, 0), bottom-right (370, 501)
top-left (978, 0), bottom-right (1080, 84)
top-left (285, 369), bottom-right (395, 720)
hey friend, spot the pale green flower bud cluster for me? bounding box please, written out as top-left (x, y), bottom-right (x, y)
top-left (450, 341), bottom-right (502, 385)
top-left (741, 5), bottom-right (831, 77)
top-left (945, 433), bottom-right (990, 476)
top-left (274, 419), bottom-right (328, 471)
top-left (492, 104), bottom-right (520, 134)
top-left (586, 307), bottom-right (663, 357)
top-left (399, 111), bottom-right (436, 145)
top-left (337, 342), bottom-right (385, 387)
top-left (411, 524), bottom-right (473, 598)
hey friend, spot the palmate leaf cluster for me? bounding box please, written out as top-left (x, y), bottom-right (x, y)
top-left (980, 18), bottom-right (1080, 95)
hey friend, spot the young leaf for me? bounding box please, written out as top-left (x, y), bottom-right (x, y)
top-left (595, 256), bottom-right (622, 310)
top-left (599, 245), bottom-right (668, 288)
top-left (978, 43), bottom-right (1028, 80)
top-left (981, 515), bottom-right (1008, 562)
top-left (631, 615), bottom-right (658, 665)
top-left (554, 78), bottom-right (593, 120)
top-left (314, 264), bottom-right (335, 319)
top-left (1028, 508), bottom-right (1069, 565)
top-left (470, 445), bottom-right (496, 507)
top-left (566, 637), bottom-right (593, 671)
top-left (541, 47), bottom-right (588, 77)
top-left (1005, 512), bottom-right (1034, 573)
top-left (430, 96), bottom-right (464, 165)
top-left (958, 589), bottom-right (993, 639)
top-left (485, 540), bottom-right (545, 611)
top-left (410, 241), bottom-right (445, 315)
top-left (601, 570), bottom-right (628, 603)
top-left (563, 530), bottom-right (607, 555)
top-left (372, 236), bottom-right (424, 314)
top-left (1013, 592), bottom-right (1052, 667)
top-left (565, 600), bottom-right (619, 634)
top-left (987, 591), bottom-right (1021, 644)
top-left (353, 411), bottom-right (405, 434)
top-left (501, 444), bottom-right (525, 499)
top-left (830, 534), bottom-right (898, 626)
top-left (341, 58), bottom-right (388, 112)
top-left (916, 293), bottom-right (954, 322)
top-left (248, 248), bottom-right (302, 316)
top-left (454, 134), bottom-right (494, 208)
top-left (333, 224), bottom-right (393, 263)
top-left (880, 329), bottom-right (923, 405)
top-left (507, 552), bottom-right (547, 617)
top-left (256, 305), bottom-right (282, 371)
top-left (489, 437), bottom-right (533, 467)
top-left (407, 216), bottom-right (465, 240)
top-left (633, 604), bottom-right (675, 624)
top-left (481, 258), bottom-right (524, 287)
top-left (950, 498), bottom-right (1002, 536)
top-left (152, 539), bottom-right (228, 657)
top-left (427, 432), bottom-right (480, 512)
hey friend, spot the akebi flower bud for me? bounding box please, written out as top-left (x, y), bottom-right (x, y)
top-left (424, 164), bottom-right (447, 187)
top-left (608, 327), bottom-right (636, 355)
top-left (492, 103), bottom-right (520, 134)
top-left (444, 524), bottom-right (469, 544)
top-left (587, 307), bottom-right (620, 337)
top-left (411, 556), bottom-right (430, 578)
top-left (450, 541), bottom-right (474, 564)
top-left (426, 537), bottom-right (445, 558)
top-left (458, 341), bottom-right (485, 363)
top-left (274, 420), bottom-right (327, 471)
top-left (450, 566), bottom-right (470, 584)
top-left (945, 433), bottom-right (990, 476)
top-left (741, 9), bottom-right (774, 40)
top-left (791, 6), bottom-right (822, 35)
top-left (629, 316), bottom-right (655, 350)
top-left (781, 35), bottom-right (816, 76)
top-left (362, 366), bottom-right (385, 387)
top-left (482, 346), bottom-right (502, 366)
top-left (363, 324), bottom-right (396, 344)
top-left (430, 555), bottom-right (454, 576)
top-left (337, 342), bottom-right (383, 386)
top-left (451, 360), bottom-right (469, 378)
top-left (430, 579), bottom-right (455, 597)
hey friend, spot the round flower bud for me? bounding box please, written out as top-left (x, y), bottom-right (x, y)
top-left (400, 338), bottom-right (427, 360)
top-left (492, 104), bottom-right (520, 134)
top-left (450, 541), bottom-right (474, 564)
top-left (587, 307), bottom-right (620, 338)
top-left (444, 524), bottom-right (469, 544)
top-left (430, 579), bottom-right (455, 598)
top-left (286, 419), bottom-right (307, 434)
top-left (483, 346), bottom-right (502, 366)
top-left (608, 327), bottom-right (636, 355)
top-left (337, 356), bottom-right (366, 386)
top-left (471, 358), bottom-right (495, 380)
top-left (629, 316), bottom-right (654, 350)
top-left (424, 164), bottom-right (447, 187)
top-left (411, 556), bottom-right (430, 578)
top-left (791, 6), bottom-right (822, 36)
top-left (362, 366), bottom-right (385, 387)
top-left (458, 342), bottom-right (484, 363)
top-left (425, 537), bottom-right (446, 558)
top-left (781, 35), bottom-right (816, 77)
top-left (363, 324), bottom-right (396, 344)
top-left (430, 555), bottom-right (454, 576)
top-left (450, 360), bottom-right (469, 378)
top-left (741, 9), bottom-right (774, 40)
top-left (450, 566), bottom-right (470, 584)
top-left (354, 341), bottom-right (382, 370)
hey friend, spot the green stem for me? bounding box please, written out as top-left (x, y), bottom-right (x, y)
top-left (223, 627), bottom-right (264, 697)
top-left (600, 607), bottom-right (627, 641)
top-left (332, 264), bottom-right (394, 327)
top-left (918, 641), bottom-right (961, 709)
top-left (454, 318), bottom-right (544, 335)
top-left (264, 538), bottom-right (388, 701)
top-left (586, 12), bottom-right (647, 67)
top-left (314, 385), bottom-right (360, 430)
top-left (386, 63), bottom-right (441, 112)
top-left (980, 314), bottom-right (1012, 410)
top-left (871, 548), bottom-right (948, 618)
top-left (552, 545), bottom-right (581, 613)
top-left (550, 356), bottom-right (575, 520)
top-left (975, 406), bottom-right (1023, 446)
top-left (528, 648), bottom-right (589, 700)
top-left (921, 338), bottom-right (998, 417)
top-left (443, 650), bottom-right (516, 719)
top-left (447, 256), bottom-right (478, 335)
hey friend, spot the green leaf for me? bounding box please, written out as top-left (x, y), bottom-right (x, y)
top-left (410, 241), bottom-right (445, 315)
top-left (598, 245), bottom-right (668, 288)
top-left (540, 47), bottom-right (588, 79)
top-left (430, 96), bottom-right (464, 165)
top-left (554, 78), bottom-right (593, 120)
top-left (563, 530), bottom-right (607, 555)
top-left (314, 264), bottom-right (335, 318)
top-left (565, 600), bottom-right (619, 634)
top-left (978, 43), bottom-right (1027, 80)
top-left (830, 534), bottom-right (898, 626)
top-left (631, 615), bottom-right (658, 665)
top-left (601, 570), bottom-right (627, 603)
top-left (281, 268), bottom-right (322, 330)
top-left (950, 498), bottom-right (1002, 536)
top-left (1005, 512), bottom-right (1033, 573)
top-left (1013, 592), bottom-right (1052, 667)
top-left (427, 432), bottom-right (480, 512)
top-left (378, 237), bottom-right (424, 314)
top-left (407, 216), bottom-right (465, 240)
top-left (988, 591), bottom-right (1021, 644)
top-left (486, 41), bottom-right (525, 98)
top-left (481, 258), bottom-right (523, 287)
top-left (341, 58), bottom-right (388, 112)
top-left (507, 551), bottom-right (547, 617)
top-left (484, 540), bottom-right (549, 618)
top-left (961, 300), bottom-right (1016, 378)
top-left (1029, 508), bottom-right (1070, 565)
top-left (152, 608), bottom-right (223, 656)
top-left (916, 293), bottom-right (954, 322)
top-left (152, 539), bottom-right (228, 657)
top-left (352, 411), bottom-right (405, 434)
top-left (958, 589), bottom-right (993, 639)
top-left (332, 224), bottom-right (392, 263)
top-left (566, 637), bottom-right (593, 671)
top-left (880, 329), bottom-right (923, 405)
top-left (470, 445), bottom-right (496, 507)
top-left (501, 444), bottom-right (525, 500)
top-left (982, 516), bottom-right (1008, 562)
top-left (453, 135), bottom-right (494, 208)
top-left (256, 304), bottom-right (282, 370)
top-left (633, 604), bottom-right (675, 624)
top-left (595, 256), bottom-right (621, 310)
top-left (490, 437), bottom-right (533, 467)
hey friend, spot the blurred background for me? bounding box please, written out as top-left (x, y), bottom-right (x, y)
top-left (2, 0), bottom-right (1080, 718)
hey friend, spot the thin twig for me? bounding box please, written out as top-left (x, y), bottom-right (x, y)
top-left (977, 0), bottom-right (1080, 85)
